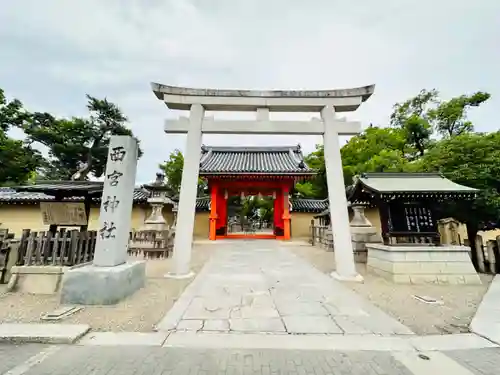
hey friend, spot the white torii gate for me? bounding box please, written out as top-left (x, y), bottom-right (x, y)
top-left (152, 83), bottom-right (375, 281)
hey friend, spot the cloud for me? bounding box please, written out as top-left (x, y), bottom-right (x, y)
top-left (1, 0), bottom-right (498, 182)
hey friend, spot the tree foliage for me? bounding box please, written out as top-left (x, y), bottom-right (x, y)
top-left (1, 87), bottom-right (141, 184)
top-left (413, 131), bottom-right (500, 229)
top-left (159, 149), bottom-right (205, 196)
top-left (159, 149), bottom-right (184, 194)
top-left (428, 92), bottom-right (491, 137)
top-left (390, 89), bottom-right (437, 157)
top-left (0, 89), bottom-right (42, 185)
top-left (18, 95), bottom-right (142, 180)
top-left (302, 89), bottom-right (493, 201)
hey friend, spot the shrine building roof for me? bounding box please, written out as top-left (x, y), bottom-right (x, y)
top-left (0, 185), bottom-right (152, 204)
top-left (348, 172), bottom-right (478, 201)
top-left (199, 145), bottom-right (316, 176)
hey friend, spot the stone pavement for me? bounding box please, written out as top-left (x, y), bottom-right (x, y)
top-left (470, 274), bottom-right (500, 344)
top-left (2, 343), bottom-right (500, 374)
top-left (156, 241), bottom-right (413, 335)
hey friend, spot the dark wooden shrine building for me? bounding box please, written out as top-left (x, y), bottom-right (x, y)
top-left (347, 173), bottom-right (478, 245)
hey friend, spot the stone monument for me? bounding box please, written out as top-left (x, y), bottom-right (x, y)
top-left (60, 136), bottom-right (146, 305)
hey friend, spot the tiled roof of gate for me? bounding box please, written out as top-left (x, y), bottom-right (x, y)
top-left (199, 145), bottom-right (316, 175)
top-left (194, 197), bottom-right (327, 213)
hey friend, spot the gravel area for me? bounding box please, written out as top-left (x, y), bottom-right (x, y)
top-left (0, 245), bottom-right (215, 332)
top-left (288, 243), bottom-right (493, 335)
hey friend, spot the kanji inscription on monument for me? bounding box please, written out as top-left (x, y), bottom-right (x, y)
top-left (93, 136), bottom-right (138, 267)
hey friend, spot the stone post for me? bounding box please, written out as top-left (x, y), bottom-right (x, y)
top-left (438, 218), bottom-right (461, 245)
top-left (475, 234), bottom-right (486, 273)
top-left (168, 104), bottom-right (205, 278)
top-left (321, 105), bottom-right (362, 282)
top-left (60, 136), bottom-right (146, 305)
top-left (486, 240), bottom-right (497, 274)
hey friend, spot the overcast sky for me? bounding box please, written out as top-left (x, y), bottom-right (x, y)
top-left (1, 0), bottom-right (498, 183)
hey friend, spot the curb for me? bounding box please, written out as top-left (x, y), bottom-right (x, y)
top-left (0, 323), bottom-right (91, 344)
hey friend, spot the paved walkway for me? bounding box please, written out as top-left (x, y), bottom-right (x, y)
top-left (471, 274), bottom-right (500, 344)
top-left (2, 343), bottom-right (500, 374)
top-left (157, 240), bottom-right (413, 335)
top-left (2, 241), bottom-right (499, 374)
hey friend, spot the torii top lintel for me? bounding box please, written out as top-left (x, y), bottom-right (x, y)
top-left (151, 83), bottom-right (375, 112)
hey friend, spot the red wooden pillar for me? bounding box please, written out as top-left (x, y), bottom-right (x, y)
top-left (216, 188), bottom-right (228, 236)
top-left (273, 189), bottom-right (284, 237)
top-left (282, 185), bottom-right (291, 240)
top-left (209, 183), bottom-right (218, 240)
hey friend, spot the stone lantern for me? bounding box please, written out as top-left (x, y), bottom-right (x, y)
top-left (141, 172), bottom-right (172, 231)
top-left (349, 203), bottom-right (382, 263)
top-left (128, 173), bottom-right (175, 258)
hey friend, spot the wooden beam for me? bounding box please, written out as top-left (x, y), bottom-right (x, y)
top-left (164, 117), bottom-right (361, 135)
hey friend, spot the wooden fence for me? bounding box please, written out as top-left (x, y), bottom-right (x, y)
top-left (0, 229), bottom-right (15, 283)
top-left (16, 229), bottom-right (97, 267)
top-left (309, 225), bottom-right (334, 250)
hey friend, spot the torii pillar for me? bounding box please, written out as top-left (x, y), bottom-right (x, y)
top-left (152, 83), bottom-right (375, 281)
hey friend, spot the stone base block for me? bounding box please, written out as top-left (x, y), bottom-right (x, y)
top-left (353, 250), bottom-right (367, 263)
top-left (10, 266), bottom-right (67, 294)
top-left (330, 271), bottom-right (364, 283)
top-left (366, 244), bottom-right (481, 285)
top-left (164, 271), bottom-right (195, 279)
top-left (60, 261), bottom-right (146, 305)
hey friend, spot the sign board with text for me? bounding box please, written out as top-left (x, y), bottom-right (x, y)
top-left (40, 202), bottom-right (88, 226)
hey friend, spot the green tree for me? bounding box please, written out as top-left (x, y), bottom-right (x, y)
top-left (159, 149), bottom-right (205, 195)
top-left (293, 181), bottom-right (317, 198)
top-left (17, 95), bottom-right (142, 180)
top-left (427, 92), bottom-right (491, 137)
top-left (160, 149), bottom-right (184, 194)
top-left (0, 131), bottom-right (42, 186)
top-left (303, 127), bottom-right (411, 197)
top-left (303, 144), bottom-right (328, 198)
top-left (341, 126), bottom-right (410, 182)
top-left (390, 89), bottom-right (438, 156)
top-left (258, 197), bottom-right (274, 223)
top-left (0, 88), bottom-right (42, 185)
top-left (413, 131), bottom-right (500, 263)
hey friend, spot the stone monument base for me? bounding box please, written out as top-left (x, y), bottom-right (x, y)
top-left (366, 243), bottom-right (481, 284)
top-left (60, 261), bottom-right (146, 305)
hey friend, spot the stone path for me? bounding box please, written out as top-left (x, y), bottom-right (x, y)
top-left (2, 343), bottom-right (500, 374)
top-left (471, 275), bottom-right (500, 344)
top-left (156, 241), bottom-right (413, 335)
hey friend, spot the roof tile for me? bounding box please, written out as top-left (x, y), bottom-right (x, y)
top-left (0, 187), bottom-right (153, 204)
top-left (195, 197), bottom-right (327, 213)
top-left (199, 145), bottom-right (315, 175)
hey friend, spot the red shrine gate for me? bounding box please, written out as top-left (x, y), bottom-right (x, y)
top-left (208, 178), bottom-right (293, 240)
top-left (197, 145), bottom-right (316, 241)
